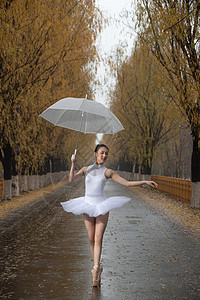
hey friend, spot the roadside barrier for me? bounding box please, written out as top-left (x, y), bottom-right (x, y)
top-left (0, 171), bottom-right (69, 201)
top-left (0, 172), bottom-right (192, 204)
top-left (151, 175), bottom-right (192, 204)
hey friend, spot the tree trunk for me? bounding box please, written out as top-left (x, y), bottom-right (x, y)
top-left (191, 182), bottom-right (200, 209)
top-left (143, 164), bottom-right (151, 176)
top-left (139, 165), bottom-right (141, 177)
top-left (11, 158), bottom-right (19, 197)
top-left (191, 134), bottom-right (200, 208)
top-left (2, 143), bottom-right (12, 180)
top-left (132, 164), bottom-right (136, 176)
top-left (2, 143), bottom-right (12, 200)
top-left (12, 175), bottom-right (19, 197)
top-left (27, 175), bottom-right (35, 191)
top-left (2, 180), bottom-right (12, 201)
top-left (142, 158), bottom-right (152, 175)
top-left (19, 175), bottom-right (28, 193)
top-left (191, 135), bottom-right (200, 182)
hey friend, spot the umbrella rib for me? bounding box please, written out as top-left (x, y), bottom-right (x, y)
top-left (54, 109), bottom-right (68, 126)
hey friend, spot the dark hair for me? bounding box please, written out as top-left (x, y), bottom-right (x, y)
top-left (94, 144), bottom-right (109, 153)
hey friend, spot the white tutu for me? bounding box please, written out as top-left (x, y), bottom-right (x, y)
top-left (61, 163), bottom-right (131, 217)
top-left (61, 195), bottom-right (130, 217)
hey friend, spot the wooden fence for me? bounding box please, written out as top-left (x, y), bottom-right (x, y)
top-left (151, 175), bottom-right (192, 204)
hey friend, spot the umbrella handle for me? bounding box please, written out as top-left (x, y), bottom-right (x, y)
top-left (74, 111), bottom-right (84, 155)
top-left (74, 130), bottom-right (81, 156)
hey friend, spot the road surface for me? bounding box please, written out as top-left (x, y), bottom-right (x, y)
top-left (0, 179), bottom-right (199, 299)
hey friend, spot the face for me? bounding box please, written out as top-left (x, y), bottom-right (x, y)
top-left (95, 147), bottom-right (109, 165)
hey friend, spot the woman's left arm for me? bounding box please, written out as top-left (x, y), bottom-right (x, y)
top-left (105, 169), bottom-right (158, 188)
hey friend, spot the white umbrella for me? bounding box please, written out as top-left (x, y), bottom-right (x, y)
top-left (39, 97), bottom-right (124, 153)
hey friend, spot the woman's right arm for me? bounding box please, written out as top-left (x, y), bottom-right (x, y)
top-left (69, 155), bottom-right (87, 183)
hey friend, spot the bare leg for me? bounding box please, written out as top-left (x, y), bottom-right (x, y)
top-left (84, 214), bottom-right (95, 261)
top-left (84, 213), bottom-right (109, 266)
top-left (93, 213), bottom-right (109, 268)
top-left (84, 213), bottom-right (109, 286)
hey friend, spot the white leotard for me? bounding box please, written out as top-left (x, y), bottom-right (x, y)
top-left (61, 163), bottom-right (130, 217)
top-left (85, 164), bottom-right (107, 204)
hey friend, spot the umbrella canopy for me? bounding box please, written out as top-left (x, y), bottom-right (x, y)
top-left (39, 97), bottom-right (124, 134)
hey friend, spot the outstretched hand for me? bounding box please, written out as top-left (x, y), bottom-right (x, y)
top-left (146, 181), bottom-right (158, 188)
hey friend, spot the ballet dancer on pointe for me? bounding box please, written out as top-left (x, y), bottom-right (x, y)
top-left (61, 144), bottom-right (158, 286)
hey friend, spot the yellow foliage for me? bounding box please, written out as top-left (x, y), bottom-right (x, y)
top-left (108, 43), bottom-right (179, 173)
top-left (0, 0), bottom-right (103, 174)
top-left (135, 0), bottom-right (200, 181)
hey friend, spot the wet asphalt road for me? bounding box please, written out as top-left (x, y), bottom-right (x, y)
top-left (0, 179), bottom-right (199, 300)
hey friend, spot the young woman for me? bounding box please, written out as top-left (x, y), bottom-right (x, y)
top-left (61, 144), bottom-right (157, 287)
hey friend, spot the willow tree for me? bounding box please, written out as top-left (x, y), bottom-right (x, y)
top-left (134, 0), bottom-right (200, 207)
top-left (0, 0), bottom-right (102, 199)
top-left (108, 43), bottom-right (176, 174)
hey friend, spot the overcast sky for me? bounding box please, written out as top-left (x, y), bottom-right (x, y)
top-left (94, 0), bottom-right (135, 106)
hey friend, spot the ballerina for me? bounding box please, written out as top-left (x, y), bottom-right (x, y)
top-left (61, 144), bottom-right (157, 286)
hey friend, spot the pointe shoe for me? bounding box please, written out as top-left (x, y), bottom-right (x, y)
top-left (91, 267), bottom-right (101, 287)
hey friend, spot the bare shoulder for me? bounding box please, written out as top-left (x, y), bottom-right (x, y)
top-left (105, 168), bottom-right (115, 179)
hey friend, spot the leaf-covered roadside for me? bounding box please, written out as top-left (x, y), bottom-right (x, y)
top-left (130, 186), bottom-right (200, 240)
